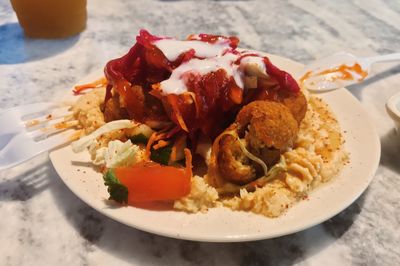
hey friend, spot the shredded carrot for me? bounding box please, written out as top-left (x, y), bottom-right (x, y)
top-left (165, 125), bottom-right (182, 139)
top-left (185, 92), bottom-right (200, 119)
top-left (145, 132), bottom-right (167, 161)
top-left (170, 146), bottom-right (177, 163)
top-left (186, 34), bottom-right (195, 40)
top-left (73, 77), bottom-right (107, 95)
top-left (229, 85), bottom-right (243, 104)
top-left (145, 132), bottom-right (158, 161)
top-left (153, 140), bottom-right (170, 150)
top-left (149, 83), bottom-right (163, 99)
top-left (182, 93), bottom-right (193, 104)
top-left (184, 148), bottom-right (193, 177)
top-left (167, 95), bottom-right (189, 132)
top-left (169, 134), bottom-right (187, 163)
top-left (151, 83), bottom-right (161, 90)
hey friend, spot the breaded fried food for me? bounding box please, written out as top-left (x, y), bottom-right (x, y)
top-left (103, 94), bottom-right (129, 122)
top-left (103, 85), bottom-right (146, 123)
top-left (236, 101), bottom-right (299, 150)
top-left (218, 130), bottom-right (256, 185)
top-left (216, 101), bottom-right (299, 185)
top-left (282, 92), bottom-right (307, 124)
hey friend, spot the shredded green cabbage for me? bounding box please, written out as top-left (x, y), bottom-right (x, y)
top-left (216, 131), bottom-right (288, 194)
top-left (223, 130), bottom-right (269, 176)
top-left (71, 120), bottom-right (138, 152)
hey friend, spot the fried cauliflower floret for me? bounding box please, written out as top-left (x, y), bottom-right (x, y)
top-left (103, 94), bottom-right (129, 122)
top-left (236, 101), bottom-right (299, 150)
top-left (216, 101), bottom-right (299, 185)
top-left (218, 129), bottom-right (256, 185)
top-left (282, 91), bottom-right (307, 124)
top-left (103, 85), bottom-right (145, 122)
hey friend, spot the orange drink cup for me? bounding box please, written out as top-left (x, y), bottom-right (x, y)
top-left (11, 0), bottom-right (87, 39)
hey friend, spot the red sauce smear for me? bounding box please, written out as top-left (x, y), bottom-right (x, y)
top-left (73, 77), bottom-right (107, 95)
top-left (300, 63), bottom-right (368, 86)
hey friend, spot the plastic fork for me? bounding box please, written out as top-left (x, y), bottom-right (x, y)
top-left (0, 102), bottom-right (76, 170)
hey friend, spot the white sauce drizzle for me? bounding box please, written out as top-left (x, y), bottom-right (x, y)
top-left (240, 55), bottom-right (267, 75)
top-left (153, 39), bottom-right (269, 95)
top-left (153, 39), bottom-right (230, 61)
top-left (159, 53), bottom-right (243, 94)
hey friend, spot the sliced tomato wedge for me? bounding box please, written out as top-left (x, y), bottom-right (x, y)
top-left (115, 161), bottom-right (191, 203)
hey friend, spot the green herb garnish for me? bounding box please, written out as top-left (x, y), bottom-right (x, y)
top-left (103, 169), bottom-right (128, 204)
top-left (129, 133), bottom-right (149, 144)
top-left (150, 144), bottom-right (172, 165)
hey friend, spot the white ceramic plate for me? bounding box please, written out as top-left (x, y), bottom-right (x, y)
top-left (50, 54), bottom-right (380, 242)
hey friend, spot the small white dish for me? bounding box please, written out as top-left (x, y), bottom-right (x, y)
top-left (386, 91), bottom-right (400, 132)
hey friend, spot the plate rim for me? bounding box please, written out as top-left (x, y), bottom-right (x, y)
top-left (49, 52), bottom-right (381, 242)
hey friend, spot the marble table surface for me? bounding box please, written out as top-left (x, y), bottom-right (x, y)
top-left (1, 0), bottom-right (400, 265)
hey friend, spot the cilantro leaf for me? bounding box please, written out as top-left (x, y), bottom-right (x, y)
top-left (129, 133), bottom-right (149, 144)
top-left (103, 169), bottom-right (128, 204)
top-left (150, 144), bottom-right (172, 165)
